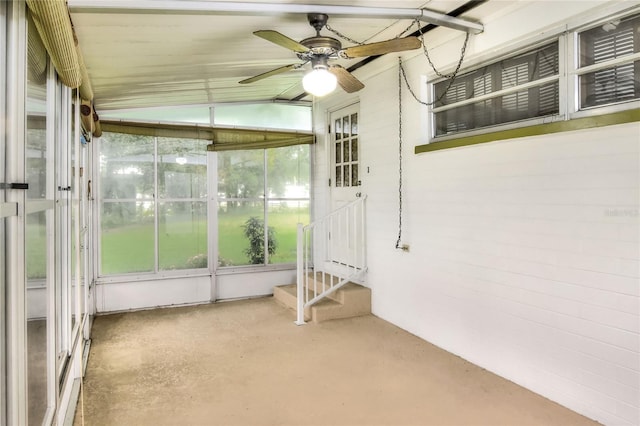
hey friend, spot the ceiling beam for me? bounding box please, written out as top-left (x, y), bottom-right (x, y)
top-left (67, 0), bottom-right (484, 34)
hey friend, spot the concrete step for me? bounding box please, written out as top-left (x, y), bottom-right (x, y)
top-left (273, 284), bottom-right (311, 321)
top-left (273, 281), bottom-right (371, 324)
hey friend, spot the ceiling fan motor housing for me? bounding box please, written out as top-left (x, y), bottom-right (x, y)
top-left (307, 13), bottom-right (329, 34)
top-left (299, 36), bottom-right (342, 57)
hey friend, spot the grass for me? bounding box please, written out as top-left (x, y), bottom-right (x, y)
top-left (26, 217), bottom-right (47, 279)
top-left (101, 223), bottom-right (155, 274)
top-left (97, 206), bottom-right (308, 275)
top-left (26, 207), bottom-right (309, 276)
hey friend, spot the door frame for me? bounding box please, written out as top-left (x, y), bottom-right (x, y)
top-left (325, 102), bottom-right (364, 274)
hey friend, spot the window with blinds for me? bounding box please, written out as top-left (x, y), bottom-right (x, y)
top-left (433, 42), bottom-right (559, 137)
top-left (579, 13), bottom-right (639, 109)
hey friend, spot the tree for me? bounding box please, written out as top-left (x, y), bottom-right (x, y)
top-left (217, 150), bottom-right (264, 209)
top-left (267, 144), bottom-right (310, 197)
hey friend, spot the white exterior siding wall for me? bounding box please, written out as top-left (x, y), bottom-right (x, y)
top-left (314, 2), bottom-right (639, 425)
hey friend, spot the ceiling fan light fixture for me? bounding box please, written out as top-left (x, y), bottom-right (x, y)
top-left (303, 67), bottom-right (337, 97)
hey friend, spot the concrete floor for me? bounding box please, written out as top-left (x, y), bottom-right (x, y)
top-left (74, 297), bottom-right (599, 426)
top-left (28, 319), bottom-right (47, 426)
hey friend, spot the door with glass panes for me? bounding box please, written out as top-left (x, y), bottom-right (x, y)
top-left (329, 104), bottom-right (363, 269)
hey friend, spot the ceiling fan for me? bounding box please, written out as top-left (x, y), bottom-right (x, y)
top-left (239, 13), bottom-right (422, 96)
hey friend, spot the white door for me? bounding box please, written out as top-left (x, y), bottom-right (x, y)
top-left (328, 104), bottom-right (364, 271)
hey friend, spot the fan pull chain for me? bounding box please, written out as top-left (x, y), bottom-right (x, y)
top-left (396, 18), bottom-right (420, 38)
top-left (327, 18), bottom-right (423, 46)
top-left (325, 24), bottom-right (364, 45)
top-left (398, 30), bottom-right (470, 107)
top-left (416, 21), bottom-right (470, 79)
top-left (394, 27), bottom-right (470, 248)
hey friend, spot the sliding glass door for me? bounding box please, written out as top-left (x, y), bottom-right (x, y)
top-left (3, 3), bottom-right (88, 423)
top-left (1, 2), bottom-right (8, 421)
top-left (25, 14), bottom-right (55, 425)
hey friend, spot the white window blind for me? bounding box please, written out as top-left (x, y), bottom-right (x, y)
top-left (433, 42), bottom-right (559, 137)
top-left (579, 13), bottom-right (639, 108)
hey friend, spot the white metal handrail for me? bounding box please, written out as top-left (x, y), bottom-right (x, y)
top-left (295, 195), bottom-right (367, 325)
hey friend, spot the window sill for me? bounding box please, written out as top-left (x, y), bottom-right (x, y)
top-left (216, 263), bottom-right (296, 275)
top-left (416, 108), bottom-right (640, 154)
top-left (97, 270), bottom-right (211, 284)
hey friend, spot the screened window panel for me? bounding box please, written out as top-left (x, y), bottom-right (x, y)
top-left (217, 145), bottom-right (310, 267)
top-left (217, 150), bottom-right (264, 200)
top-left (579, 13), bottom-right (640, 108)
top-left (217, 149), bottom-right (265, 267)
top-left (217, 201), bottom-right (263, 267)
top-left (157, 137), bottom-right (207, 199)
top-left (212, 103), bottom-right (312, 130)
top-left (267, 200), bottom-right (309, 264)
top-left (100, 201), bottom-right (155, 274)
top-left (266, 145), bottom-right (310, 199)
top-left (99, 132), bottom-right (209, 275)
top-left (100, 133), bottom-right (154, 200)
top-left (158, 201), bottom-right (207, 270)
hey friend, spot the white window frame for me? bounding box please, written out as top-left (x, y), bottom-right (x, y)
top-left (429, 38), bottom-right (564, 141)
top-left (569, 10), bottom-right (640, 119)
top-left (428, 8), bottom-right (640, 142)
top-left (96, 134), bottom-right (210, 281)
top-left (0, 1), bottom-right (8, 424)
top-left (5, 2), bottom-right (29, 424)
top-left (215, 145), bottom-right (312, 272)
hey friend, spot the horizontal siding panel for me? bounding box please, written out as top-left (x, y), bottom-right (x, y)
top-left (430, 258), bottom-right (640, 341)
top-left (424, 219), bottom-right (638, 243)
top-left (317, 37), bottom-right (638, 424)
top-left (420, 235), bottom-right (639, 296)
top-left (420, 171), bottom-right (639, 192)
top-left (421, 153), bottom-right (639, 177)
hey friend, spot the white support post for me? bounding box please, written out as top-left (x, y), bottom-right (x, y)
top-left (295, 223), bottom-right (305, 325)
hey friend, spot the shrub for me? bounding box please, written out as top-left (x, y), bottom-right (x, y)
top-left (243, 216), bottom-right (276, 264)
top-left (186, 253), bottom-right (208, 269)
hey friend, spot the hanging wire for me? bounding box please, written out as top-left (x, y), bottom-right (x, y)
top-left (327, 17), bottom-right (472, 249)
top-left (394, 20), bottom-right (471, 248)
top-left (395, 57), bottom-right (403, 250)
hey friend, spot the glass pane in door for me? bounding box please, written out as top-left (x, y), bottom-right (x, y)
top-left (26, 43), bottom-right (49, 426)
top-left (332, 110), bottom-right (359, 189)
top-left (0, 3), bottom-right (6, 421)
top-left (71, 100), bottom-right (77, 331)
top-left (26, 211), bottom-right (48, 425)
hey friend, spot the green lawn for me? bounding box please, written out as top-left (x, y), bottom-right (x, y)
top-left (99, 206), bottom-right (308, 274)
top-left (26, 219), bottom-right (47, 279)
top-left (26, 207), bottom-right (308, 276)
top-left (101, 222), bottom-right (155, 274)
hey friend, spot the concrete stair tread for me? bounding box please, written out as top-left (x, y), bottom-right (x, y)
top-left (273, 280), bottom-right (371, 324)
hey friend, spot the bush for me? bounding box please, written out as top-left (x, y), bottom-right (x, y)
top-left (243, 216), bottom-right (276, 264)
top-left (218, 256), bottom-right (233, 267)
top-left (186, 253), bottom-right (208, 269)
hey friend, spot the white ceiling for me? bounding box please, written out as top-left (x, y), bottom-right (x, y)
top-left (68, 0), bottom-right (481, 111)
